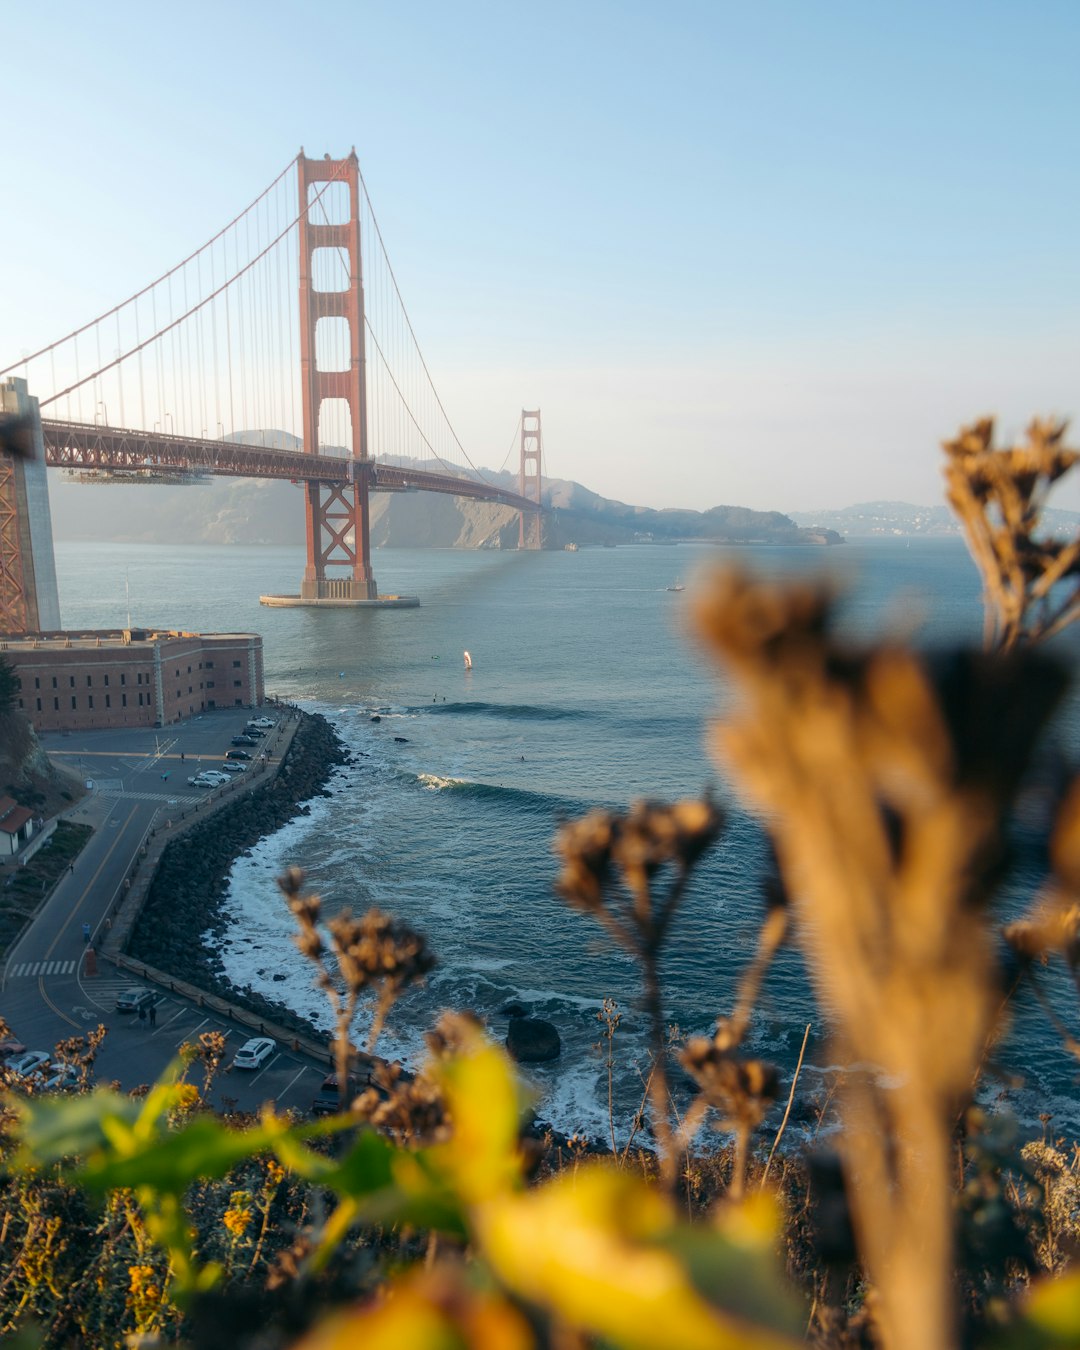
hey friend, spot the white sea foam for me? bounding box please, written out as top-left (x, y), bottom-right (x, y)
top-left (417, 773), bottom-right (465, 791)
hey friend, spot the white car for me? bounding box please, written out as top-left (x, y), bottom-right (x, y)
top-left (233, 1037), bottom-right (276, 1070)
top-left (201, 770), bottom-right (231, 783)
top-left (219, 761), bottom-right (247, 773)
top-left (187, 774), bottom-right (218, 787)
top-left (249, 717), bottom-right (276, 729)
top-left (6, 1050), bottom-right (51, 1079)
top-left (41, 1064), bottom-right (82, 1092)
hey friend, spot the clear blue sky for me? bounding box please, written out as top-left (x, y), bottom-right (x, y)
top-left (2, 0), bottom-right (1077, 511)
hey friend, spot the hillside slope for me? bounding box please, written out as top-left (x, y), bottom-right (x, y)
top-left (46, 449), bottom-right (841, 549)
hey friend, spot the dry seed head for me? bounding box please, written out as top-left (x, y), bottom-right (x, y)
top-left (327, 907), bottom-right (435, 998)
top-left (355, 1060), bottom-right (450, 1145)
top-left (680, 1035), bottom-right (779, 1132)
top-left (553, 810), bottom-right (617, 913)
top-left (425, 1010), bottom-right (486, 1061)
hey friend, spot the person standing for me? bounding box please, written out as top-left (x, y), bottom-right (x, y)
top-left (138, 1005), bottom-right (147, 1028)
top-left (148, 1003), bottom-right (157, 1028)
top-left (82, 922), bottom-right (91, 944)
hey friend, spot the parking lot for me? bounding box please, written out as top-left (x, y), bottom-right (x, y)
top-left (86, 969), bottom-right (327, 1114)
top-left (1, 705), bottom-right (332, 1114)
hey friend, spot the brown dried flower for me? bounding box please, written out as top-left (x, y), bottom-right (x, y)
top-left (944, 417), bottom-right (1080, 651)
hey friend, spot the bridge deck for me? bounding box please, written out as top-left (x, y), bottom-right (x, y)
top-left (40, 420), bottom-right (540, 513)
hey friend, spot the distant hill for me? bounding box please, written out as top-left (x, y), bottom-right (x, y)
top-left (788, 499), bottom-right (1080, 539)
top-left (45, 434), bottom-right (842, 549)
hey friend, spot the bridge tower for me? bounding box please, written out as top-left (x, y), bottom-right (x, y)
top-left (518, 408), bottom-right (543, 550)
top-left (297, 150), bottom-right (378, 602)
top-left (0, 380), bottom-right (61, 635)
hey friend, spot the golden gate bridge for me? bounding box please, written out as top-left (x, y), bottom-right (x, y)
top-left (0, 150), bottom-right (545, 623)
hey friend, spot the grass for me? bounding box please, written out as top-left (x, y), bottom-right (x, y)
top-left (0, 821), bottom-right (93, 954)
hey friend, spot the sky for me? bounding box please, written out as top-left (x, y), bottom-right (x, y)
top-left (1, 0), bottom-right (1077, 513)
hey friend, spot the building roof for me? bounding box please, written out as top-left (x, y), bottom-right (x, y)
top-left (0, 804), bottom-right (33, 835)
top-left (0, 628), bottom-right (260, 652)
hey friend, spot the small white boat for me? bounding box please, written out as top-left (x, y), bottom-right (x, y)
top-left (666, 579), bottom-right (685, 593)
top-left (463, 650), bottom-right (472, 670)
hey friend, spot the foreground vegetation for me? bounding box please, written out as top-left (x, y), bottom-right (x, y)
top-left (3, 418), bottom-right (1080, 1348)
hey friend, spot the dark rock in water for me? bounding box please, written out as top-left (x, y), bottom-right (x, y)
top-left (370, 715), bottom-right (381, 722)
top-left (507, 1016), bottom-right (561, 1063)
top-left (272, 973), bottom-right (287, 982)
top-left (501, 1001), bottom-right (528, 1020)
top-left (394, 736), bottom-right (408, 743)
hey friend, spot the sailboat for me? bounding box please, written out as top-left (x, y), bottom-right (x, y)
top-left (463, 651), bottom-right (473, 670)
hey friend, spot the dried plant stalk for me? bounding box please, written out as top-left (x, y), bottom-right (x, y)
top-left (555, 798), bottom-right (724, 1188)
top-left (943, 416), bottom-right (1080, 651)
top-left (694, 569), bottom-right (1066, 1350)
top-left (279, 867), bottom-right (435, 1103)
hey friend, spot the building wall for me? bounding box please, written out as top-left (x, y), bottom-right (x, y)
top-left (0, 629), bottom-right (265, 732)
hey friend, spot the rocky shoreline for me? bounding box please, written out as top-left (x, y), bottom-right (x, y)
top-left (128, 711), bottom-right (349, 1041)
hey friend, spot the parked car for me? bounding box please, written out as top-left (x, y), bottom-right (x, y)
top-left (242, 727), bottom-right (265, 739)
top-left (219, 761), bottom-right (247, 773)
top-left (233, 1037), bottom-right (276, 1070)
top-left (188, 774), bottom-right (218, 787)
top-left (231, 735), bottom-right (258, 746)
top-left (41, 1064), bottom-right (82, 1093)
top-left (199, 770), bottom-right (231, 783)
top-left (0, 1037), bottom-right (27, 1060)
top-left (115, 987), bottom-right (156, 1014)
top-left (311, 1071), bottom-right (366, 1116)
top-left (6, 1050), bottom-right (51, 1079)
top-left (249, 718), bottom-right (276, 729)
top-left (225, 749), bottom-right (253, 761)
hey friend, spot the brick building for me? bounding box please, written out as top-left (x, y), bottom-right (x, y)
top-left (0, 628), bottom-right (264, 732)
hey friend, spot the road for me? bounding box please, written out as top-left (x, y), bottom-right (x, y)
top-left (0, 709), bottom-right (328, 1115)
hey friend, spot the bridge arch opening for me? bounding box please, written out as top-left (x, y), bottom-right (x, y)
top-left (307, 180), bottom-right (349, 226)
top-left (311, 247), bottom-right (350, 293)
top-left (317, 398), bottom-right (353, 457)
top-left (314, 316), bottom-right (351, 374)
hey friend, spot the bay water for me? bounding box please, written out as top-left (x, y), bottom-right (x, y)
top-left (54, 537), bottom-right (1080, 1140)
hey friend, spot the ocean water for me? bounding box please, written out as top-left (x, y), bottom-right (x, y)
top-left (54, 537), bottom-right (1080, 1140)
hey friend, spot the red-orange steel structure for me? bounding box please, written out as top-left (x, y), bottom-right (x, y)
top-left (0, 450), bottom-right (28, 632)
top-left (518, 408), bottom-right (543, 549)
top-left (297, 151), bottom-right (376, 601)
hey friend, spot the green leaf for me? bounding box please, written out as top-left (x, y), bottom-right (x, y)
top-left (665, 1195), bottom-right (803, 1333)
top-left (76, 1117), bottom-right (281, 1194)
top-left (11, 1088), bottom-right (140, 1165)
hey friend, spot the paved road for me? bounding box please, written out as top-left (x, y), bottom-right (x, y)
top-left (0, 708), bottom-right (327, 1115)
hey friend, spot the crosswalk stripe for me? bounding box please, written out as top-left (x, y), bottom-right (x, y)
top-left (8, 959), bottom-right (78, 979)
top-left (98, 790), bottom-right (201, 803)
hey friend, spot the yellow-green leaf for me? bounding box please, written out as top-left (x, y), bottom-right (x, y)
top-left (477, 1163), bottom-right (800, 1350)
top-left (432, 1039), bottom-right (524, 1205)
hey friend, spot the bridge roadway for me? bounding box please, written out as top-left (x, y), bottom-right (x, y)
top-left (41, 418), bottom-right (541, 513)
top-left (0, 708), bottom-right (329, 1116)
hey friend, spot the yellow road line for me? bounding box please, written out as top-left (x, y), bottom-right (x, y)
top-left (35, 803), bottom-right (140, 1028)
top-left (43, 803), bottom-right (138, 959)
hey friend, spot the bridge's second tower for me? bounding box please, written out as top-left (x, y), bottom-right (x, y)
top-left (518, 409), bottom-right (543, 549)
top-left (298, 150), bottom-right (377, 602)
